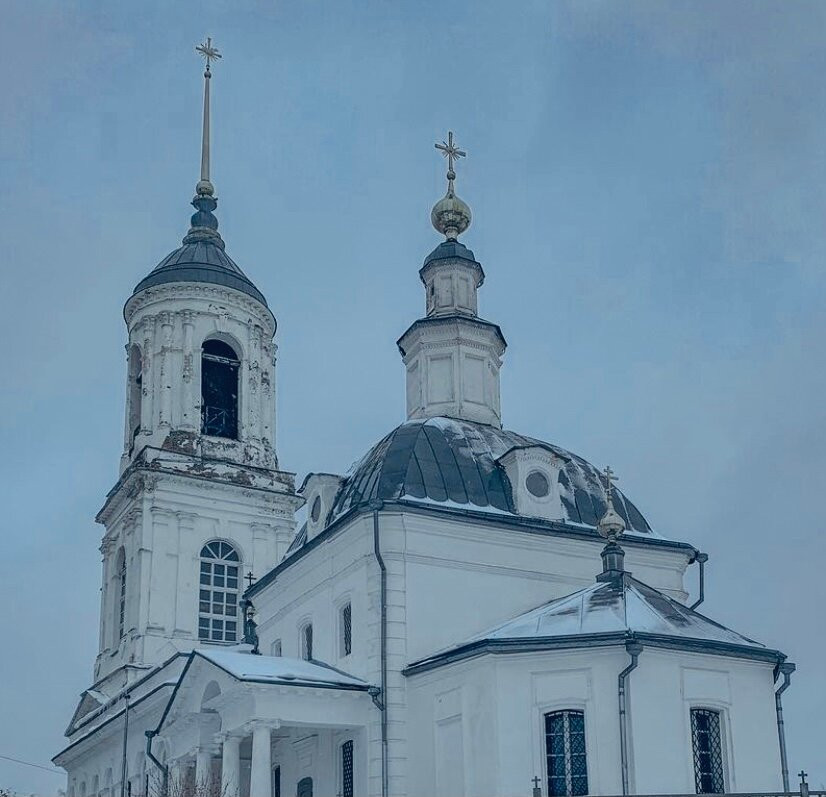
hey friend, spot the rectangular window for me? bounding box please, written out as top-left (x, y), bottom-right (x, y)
top-left (301, 623), bottom-right (313, 661)
top-left (270, 639), bottom-right (282, 657)
top-left (545, 710), bottom-right (588, 797)
top-left (341, 740), bottom-right (354, 797)
top-left (340, 602), bottom-right (352, 657)
top-left (272, 766), bottom-right (280, 797)
top-left (691, 709), bottom-right (725, 794)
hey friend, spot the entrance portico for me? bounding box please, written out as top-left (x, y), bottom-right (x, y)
top-left (154, 649), bottom-right (374, 797)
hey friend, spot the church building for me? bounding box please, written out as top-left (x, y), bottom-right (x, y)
top-left (54, 41), bottom-right (796, 797)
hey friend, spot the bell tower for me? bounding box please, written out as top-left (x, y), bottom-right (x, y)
top-left (398, 132), bottom-right (507, 428)
top-left (93, 40), bottom-right (300, 684)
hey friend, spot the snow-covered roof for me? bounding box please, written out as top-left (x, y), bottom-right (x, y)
top-left (196, 649), bottom-right (370, 689)
top-left (406, 571), bottom-right (785, 674)
top-left (326, 417), bottom-right (654, 531)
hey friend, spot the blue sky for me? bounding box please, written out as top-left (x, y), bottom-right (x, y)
top-left (1, 1), bottom-right (825, 792)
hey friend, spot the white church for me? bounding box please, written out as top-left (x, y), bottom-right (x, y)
top-left (54, 41), bottom-right (797, 797)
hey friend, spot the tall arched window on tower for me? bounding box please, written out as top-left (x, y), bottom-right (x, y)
top-left (198, 541), bottom-right (240, 643)
top-left (201, 339), bottom-right (240, 439)
top-left (127, 345), bottom-right (142, 455)
top-left (115, 547), bottom-right (127, 643)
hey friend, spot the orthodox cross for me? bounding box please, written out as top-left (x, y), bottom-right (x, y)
top-left (196, 36), bottom-right (222, 74)
top-left (245, 570), bottom-right (256, 588)
top-left (435, 131), bottom-right (466, 189)
top-left (602, 464), bottom-right (619, 503)
top-left (532, 776), bottom-right (541, 788)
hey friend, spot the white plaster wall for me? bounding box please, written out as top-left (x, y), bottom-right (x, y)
top-left (399, 510), bottom-right (691, 662)
top-left (407, 647), bottom-right (783, 797)
top-left (96, 473), bottom-right (295, 680)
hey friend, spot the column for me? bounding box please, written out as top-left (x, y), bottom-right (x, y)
top-left (221, 734), bottom-right (241, 797)
top-left (250, 723), bottom-right (272, 797)
top-left (195, 748), bottom-right (213, 789)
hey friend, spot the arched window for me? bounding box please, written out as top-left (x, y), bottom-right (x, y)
top-left (198, 541), bottom-right (240, 643)
top-left (201, 339), bottom-right (240, 439)
top-left (300, 621), bottom-right (313, 661)
top-left (691, 708), bottom-right (725, 794)
top-left (544, 710), bottom-right (588, 797)
top-left (115, 548), bottom-right (127, 643)
top-left (127, 345), bottom-right (142, 455)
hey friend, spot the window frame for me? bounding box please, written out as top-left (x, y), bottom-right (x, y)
top-left (542, 708), bottom-right (589, 797)
top-left (198, 540), bottom-right (241, 644)
top-left (300, 620), bottom-right (313, 661)
top-left (200, 337), bottom-right (241, 441)
top-left (115, 547), bottom-right (127, 643)
top-left (340, 739), bottom-right (354, 797)
top-left (690, 706), bottom-right (728, 795)
top-left (339, 600), bottom-right (352, 658)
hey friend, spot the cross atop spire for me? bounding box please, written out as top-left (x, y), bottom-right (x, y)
top-left (602, 465), bottom-right (619, 503)
top-left (598, 464), bottom-right (626, 543)
top-left (194, 37), bottom-right (221, 199)
top-left (435, 131), bottom-right (466, 194)
top-left (196, 36), bottom-right (222, 74)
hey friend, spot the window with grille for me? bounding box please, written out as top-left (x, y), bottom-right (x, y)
top-left (340, 602), bottom-right (352, 657)
top-left (691, 709), bottom-right (725, 794)
top-left (341, 740), bottom-right (354, 797)
top-left (116, 548), bottom-right (127, 641)
top-left (301, 622), bottom-right (313, 660)
top-left (545, 710), bottom-right (588, 797)
top-left (198, 541), bottom-right (240, 643)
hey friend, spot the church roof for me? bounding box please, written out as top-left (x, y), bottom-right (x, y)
top-left (326, 416), bottom-right (653, 534)
top-left (132, 233), bottom-right (268, 307)
top-left (197, 648), bottom-right (369, 689)
top-left (406, 571), bottom-right (784, 674)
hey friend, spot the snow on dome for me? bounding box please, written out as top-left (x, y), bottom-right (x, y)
top-left (325, 416), bottom-right (653, 533)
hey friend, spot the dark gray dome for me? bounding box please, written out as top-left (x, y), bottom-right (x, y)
top-left (133, 236), bottom-right (267, 307)
top-left (328, 416), bottom-right (653, 534)
top-left (131, 193), bottom-right (268, 307)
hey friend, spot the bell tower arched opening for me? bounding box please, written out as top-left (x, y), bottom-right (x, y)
top-left (201, 339), bottom-right (240, 439)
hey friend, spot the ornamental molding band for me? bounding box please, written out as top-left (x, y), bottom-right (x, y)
top-left (125, 284), bottom-right (276, 331)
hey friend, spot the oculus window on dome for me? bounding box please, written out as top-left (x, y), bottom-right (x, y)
top-left (201, 339), bottom-right (239, 439)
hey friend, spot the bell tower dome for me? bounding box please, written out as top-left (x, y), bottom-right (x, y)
top-left (93, 40), bottom-right (299, 684)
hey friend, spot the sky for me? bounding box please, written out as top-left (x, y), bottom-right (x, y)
top-left (0, 0), bottom-right (824, 793)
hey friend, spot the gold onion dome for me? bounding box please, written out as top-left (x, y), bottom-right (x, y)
top-left (431, 190), bottom-right (472, 240)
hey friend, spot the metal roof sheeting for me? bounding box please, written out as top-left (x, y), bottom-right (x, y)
top-left (327, 417), bottom-right (653, 533)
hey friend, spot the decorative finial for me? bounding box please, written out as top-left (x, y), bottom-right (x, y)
top-left (431, 131), bottom-right (472, 240)
top-left (597, 464), bottom-right (627, 578)
top-left (598, 465), bottom-right (626, 542)
top-left (185, 37), bottom-right (223, 244)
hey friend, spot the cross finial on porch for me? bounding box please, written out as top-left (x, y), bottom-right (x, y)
top-left (800, 772), bottom-right (809, 782)
top-left (532, 776), bottom-right (541, 788)
top-left (245, 570), bottom-right (256, 588)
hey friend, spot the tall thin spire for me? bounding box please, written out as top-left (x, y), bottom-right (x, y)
top-left (597, 465), bottom-right (627, 578)
top-left (186, 37), bottom-right (223, 243)
top-left (195, 37), bottom-right (221, 197)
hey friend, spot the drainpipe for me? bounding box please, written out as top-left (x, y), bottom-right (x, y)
top-left (689, 552), bottom-right (708, 610)
top-left (618, 639), bottom-right (643, 796)
top-left (774, 662), bottom-right (795, 791)
top-left (120, 692), bottom-right (130, 797)
top-left (371, 501), bottom-right (389, 797)
top-left (145, 731), bottom-right (168, 796)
